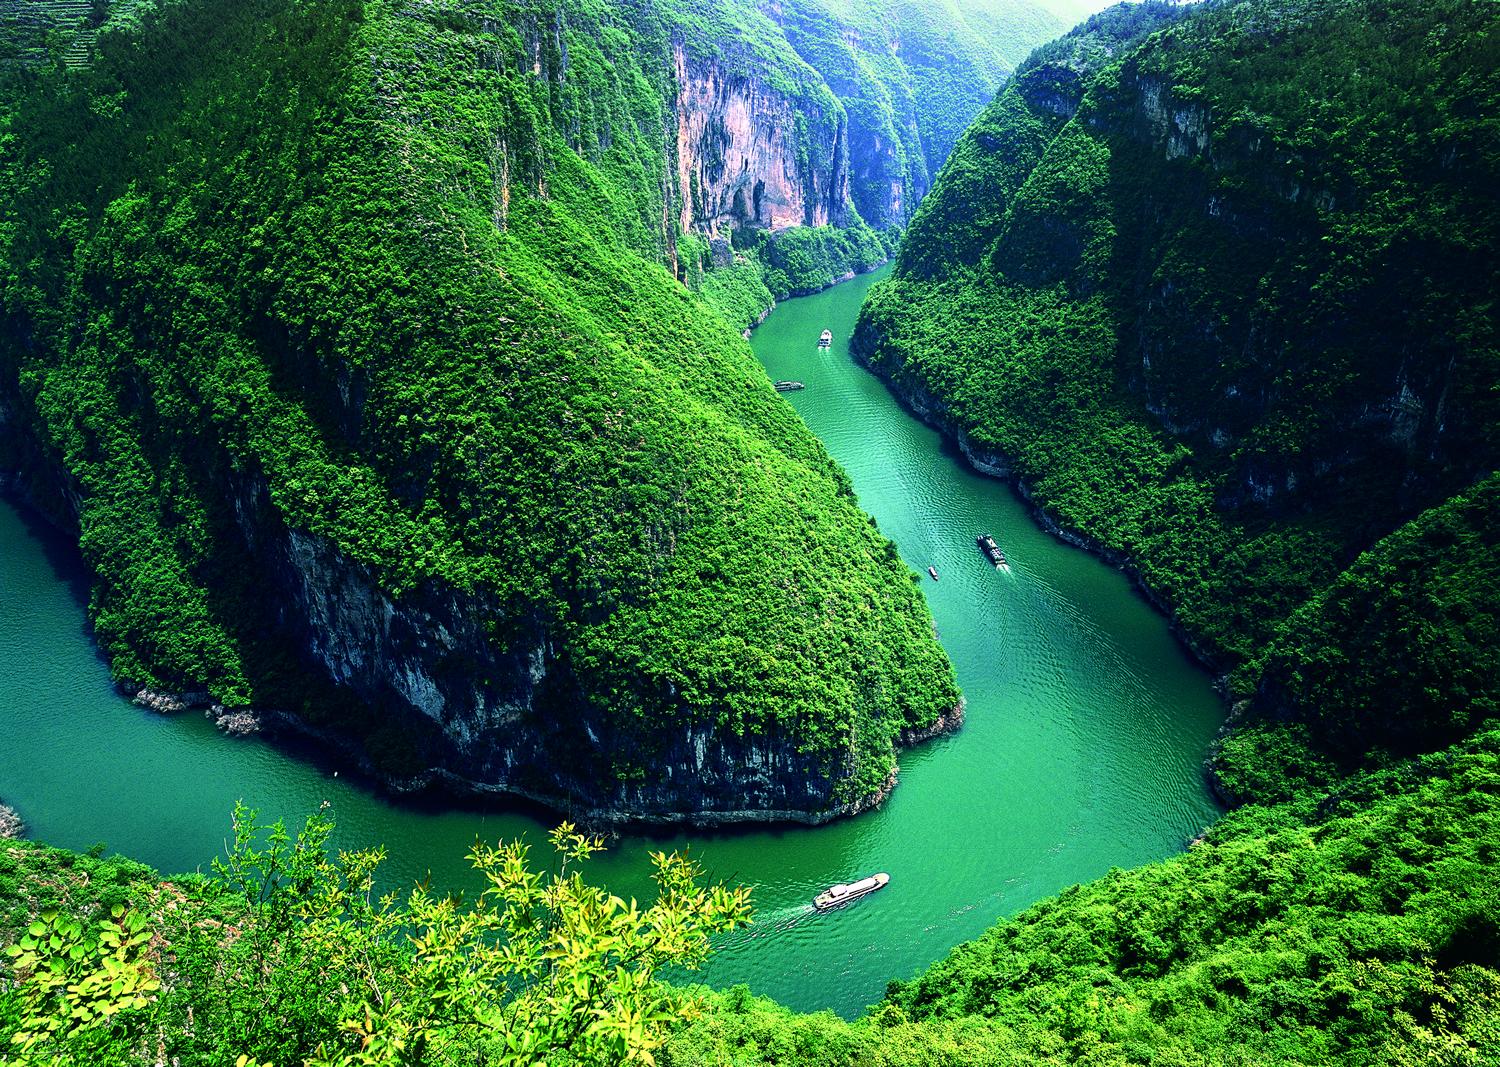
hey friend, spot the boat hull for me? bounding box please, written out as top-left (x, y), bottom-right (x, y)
top-left (813, 872), bottom-right (890, 910)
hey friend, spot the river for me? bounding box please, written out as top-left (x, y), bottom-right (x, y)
top-left (0, 264), bottom-right (1222, 1017)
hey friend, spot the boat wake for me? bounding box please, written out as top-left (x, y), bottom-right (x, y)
top-left (713, 903), bottom-right (817, 948)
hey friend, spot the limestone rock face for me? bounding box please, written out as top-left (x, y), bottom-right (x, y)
top-left (226, 478), bottom-right (923, 825)
top-left (673, 44), bottom-right (851, 238)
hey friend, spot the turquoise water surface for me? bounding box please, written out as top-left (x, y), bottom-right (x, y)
top-left (0, 266), bottom-right (1222, 1016)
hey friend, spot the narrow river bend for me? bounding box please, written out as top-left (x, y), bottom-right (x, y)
top-left (0, 265), bottom-right (1222, 1017)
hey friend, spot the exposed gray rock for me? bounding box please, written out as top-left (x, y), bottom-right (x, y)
top-left (207, 705), bottom-right (263, 737)
top-left (126, 686), bottom-right (212, 714)
top-left (0, 803), bottom-right (23, 840)
top-left (673, 43), bottom-right (851, 238)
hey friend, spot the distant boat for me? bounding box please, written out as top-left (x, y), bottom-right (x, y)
top-left (976, 533), bottom-right (1007, 567)
top-left (814, 873), bottom-right (890, 910)
top-left (774, 380), bottom-right (805, 392)
top-left (928, 565), bottom-right (939, 580)
top-left (818, 329), bottom-right (833, 348)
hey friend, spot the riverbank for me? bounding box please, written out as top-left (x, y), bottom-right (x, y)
top-left (119, 680), bottom-right (964, 831)
top-left (848, 349), bottom-right (1231, 686)
top-left (845, 338), bottom-right (1243, 804)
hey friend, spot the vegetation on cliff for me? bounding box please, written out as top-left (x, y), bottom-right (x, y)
top-left (664, 0), bottom-right (1071, 325)
top-left (0, 0), bottom-right (974, 815)
top-left (758, 0), bottom-right (1061, 230)
top-left (854, 0), bottom-right (1500, 793)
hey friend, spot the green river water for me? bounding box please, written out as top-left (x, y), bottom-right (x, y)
top-left (0, 265), bottom-right (1223, 1017)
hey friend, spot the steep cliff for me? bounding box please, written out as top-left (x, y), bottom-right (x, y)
top-left (671, 40), bottom-right (850, 239)
top-left (0, 0), bottom-right (982, 822)
top-left (663, 0), bottom-right (1067, 246)
top-left (854, 0), bottom-right (1500, 791)
top-left (757, 0), bottom-right (1062, 231)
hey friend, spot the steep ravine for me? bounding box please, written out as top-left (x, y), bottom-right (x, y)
top-left (855, 0), bottom-right (1500, 804)
top-left (0, 264), bottom-right (1225, 1016)
top-left (0, 0), bottom-right (1088, 827)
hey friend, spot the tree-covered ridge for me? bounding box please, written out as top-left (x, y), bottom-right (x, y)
top-left (855, 0), bottom-right (1500, 792)
top-left (0, 0), bottom-right (962, 816)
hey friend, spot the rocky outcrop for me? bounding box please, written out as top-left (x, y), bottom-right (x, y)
top-left (82, 466), bottom-right (949, 828)
top-left (5, 354), bottom-right (960, 828)
top-left (0, 803), bottom-right (22, 840)
top-left (673, 44), bottom-right (850, 238)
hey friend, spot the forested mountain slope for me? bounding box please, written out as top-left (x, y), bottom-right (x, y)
top-left (666, 3), bottom-right (1500, 1060)
top-left (0, 0), bottom-right (1099, 822)
top-left (854, 0), bottom-right (1500, 796)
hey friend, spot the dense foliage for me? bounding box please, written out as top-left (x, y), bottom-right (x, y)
top-left (0, 808), bottom-right (750, 1065)
top-left (670, 730), bottom-right (1500, 1065)
top-left (0, 0), bottom-right (975, 811)
top-left (854, 0), bottom-right (1500, 792)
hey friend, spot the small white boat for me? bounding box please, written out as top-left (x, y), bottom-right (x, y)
top-left (818, 329), bottom-right (833, 347)
top-left (814, 872), bottom-right (889, 910)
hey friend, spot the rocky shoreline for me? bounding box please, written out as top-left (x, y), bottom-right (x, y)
top-left (0, 802), bottom-right (23, 839)
top-left (119, 681), bottom-right (964, 830)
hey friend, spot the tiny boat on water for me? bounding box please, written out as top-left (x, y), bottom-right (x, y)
top-left (976, 533), bottom-right (1007, 567)
top-left (818, 329), bottom-right (833, 348)
top-left (774, 380), bottom-right (805, 392)
top-left (928, 565), bottom-right (939, 580)
top-left (814, 872), bottom-right (889, 910)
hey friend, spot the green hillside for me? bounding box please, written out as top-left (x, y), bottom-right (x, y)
top-left (671, 729), bottom-right (1500, 1064)
top-left (855, 0), bottom-right (1500, 793)
top-left (0, 0), bottom-right (972, 817)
